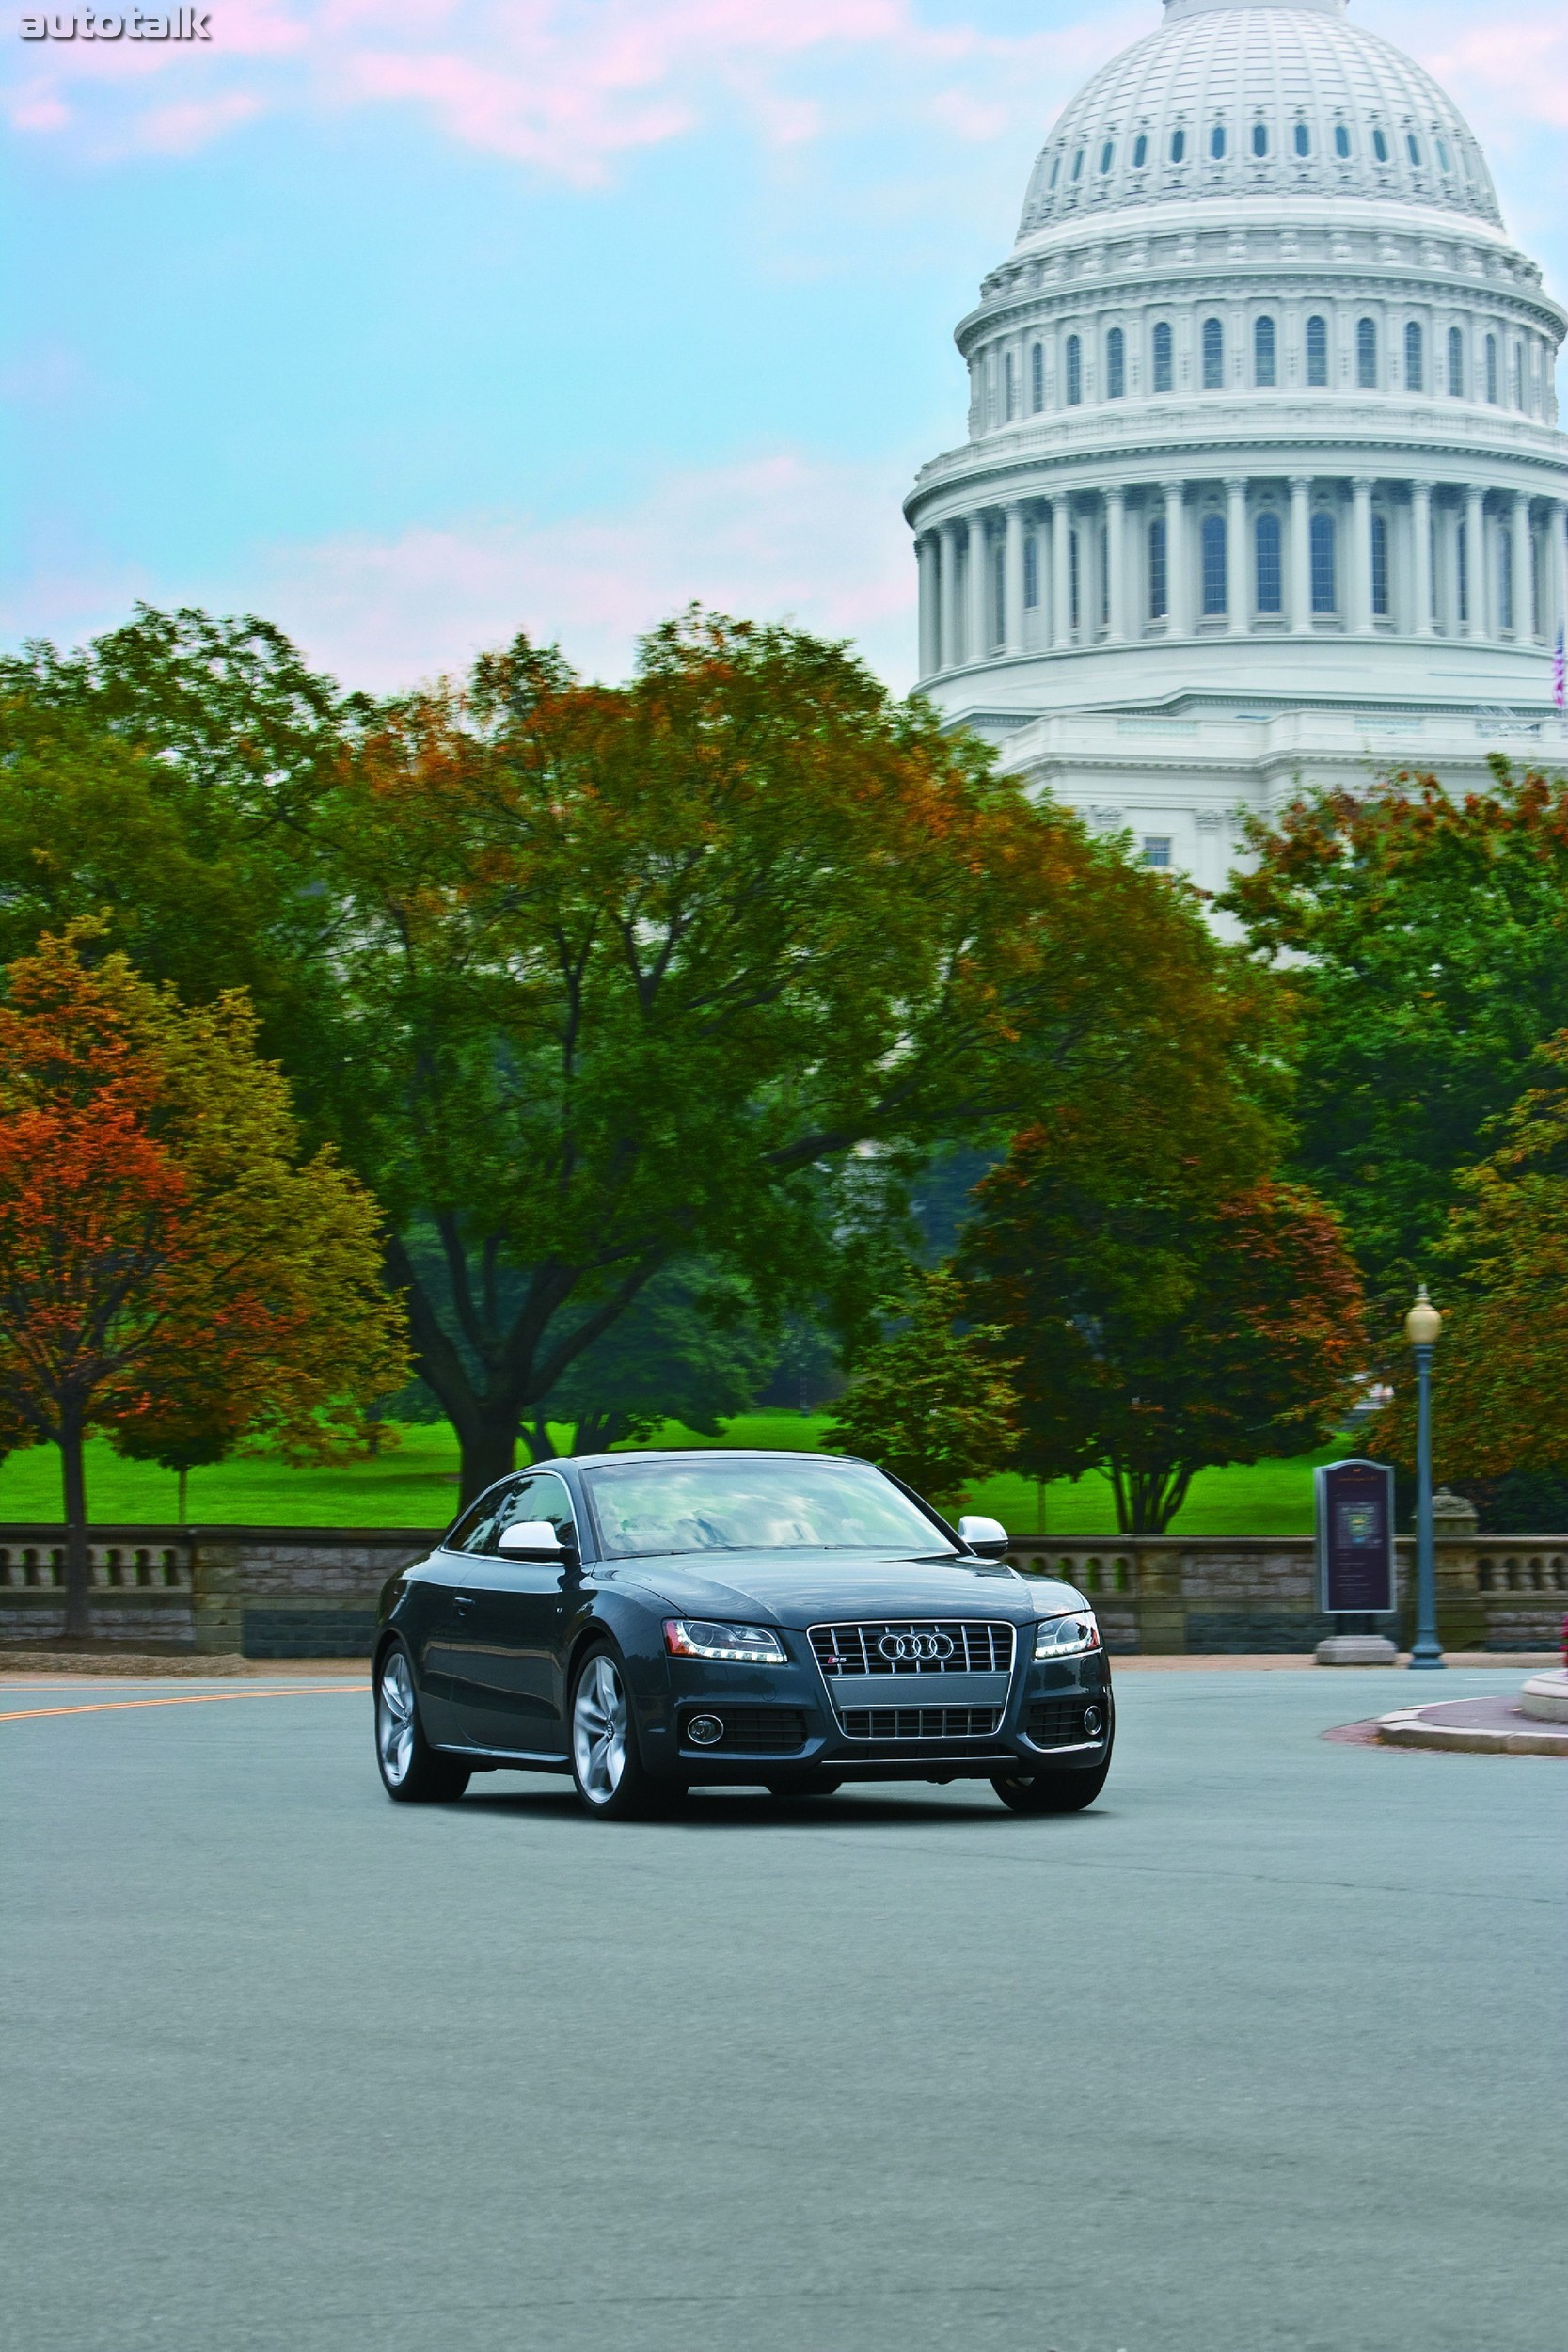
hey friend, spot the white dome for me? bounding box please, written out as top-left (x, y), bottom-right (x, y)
top-left (1020, 0), bottom-right (1501, 241)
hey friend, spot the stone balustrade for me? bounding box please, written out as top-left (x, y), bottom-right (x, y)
top-left (0, 1522), bottom-right (1561, 1657)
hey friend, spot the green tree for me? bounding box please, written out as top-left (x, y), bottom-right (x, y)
top-left (0, 930), bottom-right (408, 1633)
top-left (521, 1265), bottom-right (771, 1458)
top-left (1370, 1035), bottom-right (1568, 1485)
top-left (960, 1130), bottom-right (1366, 1533)
top-left (326, 611), bottom-right (1270, 1502)
top-left (821, 1270), bottom-right (1019, 1515)
top-left (1217, 761), bottom-right (1568, 1304)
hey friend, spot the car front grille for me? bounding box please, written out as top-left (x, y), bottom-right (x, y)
top-left (809, 1621), bottom-right (1016, 1677)
top-left (1027, 1698), bottom-right (1098, 1749)
top-left (839, 1706), bottom-right (1003, 1741)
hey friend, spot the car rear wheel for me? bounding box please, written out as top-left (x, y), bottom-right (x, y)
top-left (991, 1757), bottom-right (1111, 1814)
top-left (569, 1645), bottom-right (660, 1820)
top-left (375, 1642), bottom-right (470, 1804)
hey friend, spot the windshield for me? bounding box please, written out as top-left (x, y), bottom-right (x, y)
top-left (581, 1456), bottom-right (957, 1561)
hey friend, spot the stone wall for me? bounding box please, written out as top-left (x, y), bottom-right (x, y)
top-left (1, 1522), bottom-right (1562, 1656)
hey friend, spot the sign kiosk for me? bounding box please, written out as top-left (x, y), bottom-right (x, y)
top-left (1314, 1458), bottom-right (1396, 1624)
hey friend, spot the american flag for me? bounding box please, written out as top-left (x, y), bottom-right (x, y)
top-left (1558, 625), bottom-right (1567, 712)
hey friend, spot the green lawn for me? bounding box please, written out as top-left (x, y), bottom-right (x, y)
top-left (0, 1413), bottom-right (1353, 1535)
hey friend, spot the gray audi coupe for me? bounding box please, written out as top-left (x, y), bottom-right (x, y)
top-left (372, 1449), bottom-right (1113, 1818)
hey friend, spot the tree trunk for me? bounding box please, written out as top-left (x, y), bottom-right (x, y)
top-left (454, 1418), bottom-right (519, 1508)
top-left (178, 1466), bottom-right (189, 1525)
top-left (60, 1407), bottom-right (92, 1642)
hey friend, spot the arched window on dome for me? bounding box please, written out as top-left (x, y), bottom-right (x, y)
top-left (1335, 123), bottom-right (1352, 159)
top-left (1069, 531), bottom-right (1081, 630)
top-left (1371, 514), bottom-right (1389, 616)
top-left (1356, 318), bottom-right (1377, 389)
top-left (1202, 317), bottom-right (1224, 390)
top-left (1071, 148), bottom-right (1085, 181)
top-left (1132, 134), bottom-right (1148, 169)
top-left (1485, 333), bottom-right (1498, 404)
top-left (1404, 322), bottom-right (1424, 393)
top-left (1170, 127), bottom-right (1186, 164)
top-left (1311, 513), bottom-right (1338, 613)
top-left (1153, 321), bottom-right (1173, 394)
top-left (1448, 326), bottom-right (1465, 399)
top-left (1031, 342), bottom-right (1044, 413)
top-left (1100, 141), bottom-right (1115, 175)
top-left (1256, 513), bottom-right (1282, 614)
top-left (1005, 350), bottom-right (1017, 421)
top-left (1255, 316), bottom-right (1276, 388)
top-left (1049, 155), bottom-right (1061, 190)
top-left (1210, 124), bottom-right (1227, 161)
top-left (1023, 533), bottom-right (1039, 611)
top-left (1406, 134), bottom-right (1422, 167)
top-left (1437, 138), bottom-right (1451, 173)
top-left (1372, 127), bottom-right (1389, 163)
top-left (1306, 314), bottom-right (1328, 387)
top-left (1148, 516), bottom-right (1167, 620)
top-left (1201, 514), bottom-right (1227, 616)
top-left (1106, 327), bottom-right (1126, 400)
top-left (1498, 529), bottom-right (1513, 631)
top-left (1066, 335), bottom-right (1083, 406)
top-left (1252, 122), bottom-right (1268, 159)
top-left (1294, 122), bottom-right (1310, 158)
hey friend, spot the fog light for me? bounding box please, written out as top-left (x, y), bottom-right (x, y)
top-left (688, 1713), bottom-right (725, 1746)
top-left (1084, 1705), bottom-right (1104, 1739)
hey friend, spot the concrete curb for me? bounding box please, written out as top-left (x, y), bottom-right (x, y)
top-left (1376, 1705), bottom-right (1568, 1756)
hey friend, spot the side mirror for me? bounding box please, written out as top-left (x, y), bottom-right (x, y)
top-left (958, 1514), bottom-right (1009, 1561)
top-left (498, 1519), bottom-right (574, 1561)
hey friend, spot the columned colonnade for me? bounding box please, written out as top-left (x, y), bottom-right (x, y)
top-left (916, 479), bottom-right (1568, 674)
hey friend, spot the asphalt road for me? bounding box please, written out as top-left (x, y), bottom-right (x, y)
top-left (2, 1666), bottom-right (1560, 2352)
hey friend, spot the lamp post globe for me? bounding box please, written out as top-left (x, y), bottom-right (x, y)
top-left (1406, 1286), bottom-right (1446, 1670)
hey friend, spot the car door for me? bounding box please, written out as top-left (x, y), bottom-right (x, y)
top-left (445, 1472), bottom-right (580, 1756)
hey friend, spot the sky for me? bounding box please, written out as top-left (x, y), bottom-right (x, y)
top-left (5, 0), bottom-right (1568, 699)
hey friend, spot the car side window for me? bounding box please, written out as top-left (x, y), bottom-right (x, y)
top-left (494, 1471), bottom-right (578, 1553)
top-left (449, 1480), bottom-right (525, 1556)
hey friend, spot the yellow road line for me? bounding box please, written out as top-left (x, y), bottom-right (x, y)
top-left (0, 1685), bottom-right (368, 1723)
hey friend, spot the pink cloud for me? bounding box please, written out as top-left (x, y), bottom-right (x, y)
top-left (244, 451), bottom-right (919, 694)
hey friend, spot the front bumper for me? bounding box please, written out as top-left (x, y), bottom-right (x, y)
top-left (641, 1636), bottom-right (1113, 1784)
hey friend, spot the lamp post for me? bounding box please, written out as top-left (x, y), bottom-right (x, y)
top-left (1405, 1284), bottom-right (1445, 1670)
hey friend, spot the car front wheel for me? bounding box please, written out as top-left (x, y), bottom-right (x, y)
top-left (375, 1641), bottom-right (470, 1804)
top-left (569, 1644), bottom-right (660, 1820)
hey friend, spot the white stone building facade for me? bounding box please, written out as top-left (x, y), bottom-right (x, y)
top-left (905, 0), bottom-right (1568, 879)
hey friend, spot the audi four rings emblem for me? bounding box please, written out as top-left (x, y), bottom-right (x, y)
top-left (879, 1630), bottom-right (955, 1661)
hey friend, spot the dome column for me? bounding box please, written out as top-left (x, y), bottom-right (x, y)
top-left (1412, 482), bottom-right (1434, 638)
top-left (1105, 486), bottom-right (1128, 644)
top-left (967, 511), bottom-right (990, 662)
top-left (1464, 487), bottom-right (1487, 638)
top-left (1052, 499), bottom-right (1073, 649)
top-left (916, 534), bottom-right (941, 678)
top-left (1162, 482), bottom-right (1187, 638)
top-left (1511, 493), bottom-right (1534, 640)
top-left (939, 520), bottom-right (962, 669)
top-left (1004, 502), bottom-right (1027, 657)
top-left (1289, 478), bottom-right (1313, 634)
top-left (1227, 479), bottom-right (1249, 635)
top-left (1551, 501), bottom-right (1568, 649)
top-left (1351, 477), bottom-right (1375, 636)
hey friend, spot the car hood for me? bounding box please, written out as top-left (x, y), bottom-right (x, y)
top-left (596, 1549), bottom-right (1087, 1627)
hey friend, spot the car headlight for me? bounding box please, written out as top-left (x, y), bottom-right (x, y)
top-left (1036, 1612), bottom-right (1101, 1659)
top-left (663, 1618), bottom-right (787, 1664)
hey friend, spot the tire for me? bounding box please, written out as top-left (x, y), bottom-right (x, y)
top-left (765, 1779), bottom-right (842, 1800)
top-left (991, 1756), bottom-right (1111, 1814)
top-left (375, 1640), bottom-right (471, 1804)
top-left (568, 1643), bottom-right (661, 1820)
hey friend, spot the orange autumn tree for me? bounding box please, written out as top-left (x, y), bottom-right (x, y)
top-left (0, 929), bottom-right (409, 1636)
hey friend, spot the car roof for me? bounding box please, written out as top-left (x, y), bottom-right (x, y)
top-left (541, 1449), bottom-right (870, 1472)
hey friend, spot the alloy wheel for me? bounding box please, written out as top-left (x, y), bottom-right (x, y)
top-left (572, 1654), bottom-right (628, 1805)
top-left (377, 1649), bottom-right (416, 1788)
